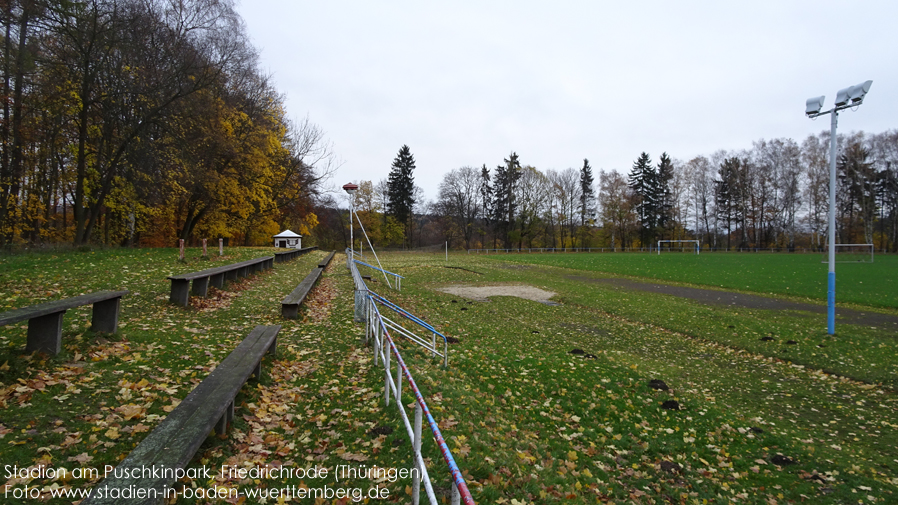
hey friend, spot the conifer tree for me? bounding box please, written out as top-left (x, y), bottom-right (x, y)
top-left (656, 152), bottom-right (674, 239)
top-left (579, 158), bottom-right (596, 227)
top-left (493, 152), bottom-right (522, 248)
top-left (387, 145), bottom-right (416, 244)
top-left (628, 152), bottom-right (657, 246)
top-left (479, 164), bottom-right (493, 247)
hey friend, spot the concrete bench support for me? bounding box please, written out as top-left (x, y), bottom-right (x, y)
top-left (0, 290), bottom-right (129, 355)
top-left (167, 256), bottom-right (274, 307)
top-left (83, 325), bottom-right (281, 505)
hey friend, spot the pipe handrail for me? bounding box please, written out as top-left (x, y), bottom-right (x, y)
top-left (354, 259), bottom-right (405, 278)
top-left (367, 298), bottom-right (474, 505)
top-left (369, 290), bottom-right (444, 339)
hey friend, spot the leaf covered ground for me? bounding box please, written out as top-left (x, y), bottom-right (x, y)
top-left (1, 249), bottom-right (896, 504)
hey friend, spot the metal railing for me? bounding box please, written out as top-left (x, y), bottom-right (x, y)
top-left (348, 257), bottom-right (474, 505)
top-left (355, 259), bottom-right (404, 290)
top-left (368, 290), bottom-right (449, 367)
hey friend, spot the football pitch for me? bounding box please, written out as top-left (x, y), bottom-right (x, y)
top-left (471, 250), bottom-right (898, 309)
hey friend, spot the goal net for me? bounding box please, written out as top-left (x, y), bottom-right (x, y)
top-left (657, 240), bottom-right (700, 255)
top-left (821, 244), bottom-right (874, 263)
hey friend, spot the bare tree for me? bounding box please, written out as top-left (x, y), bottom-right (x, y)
top-left (515, 165), bottom-right (549, 248)
top-left (436, 166), bottom-right (481, 249)
top-left (598, 170), bottom-right (635, 250)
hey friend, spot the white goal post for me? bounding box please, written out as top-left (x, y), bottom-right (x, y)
top-left (657, 240), bottom-right (700, 255)
top-left (821, 243), bottom-right (874, 263)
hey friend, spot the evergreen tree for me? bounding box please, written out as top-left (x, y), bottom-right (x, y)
top-left (493, 152), bottom-right (522, 248)
top-left (387, 145), bottom-right (416, 244)
top-left (716, 157), bottom-right (742, 249)
top-left (837, 143), bottom-right (876, 244)
top-left (656, 152), bottom-right (674, 239)
top-left (479, 164), bottom-right (493, 247)
top-left (628, 152), bottom-right (657, 246)
top-left (579, 158), bottom-right (596, 227)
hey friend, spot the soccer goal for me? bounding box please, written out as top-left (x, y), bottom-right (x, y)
top-left (657, 240), bottom-right (701, 255)
top-left (821, 244), bottom-right (874, 263)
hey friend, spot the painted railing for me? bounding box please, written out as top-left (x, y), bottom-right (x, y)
top-left (355, 259), bottom-right (404, 290)
top-left (348, 257), bottom-right (474, 505)
top-left (365, 294), bottom-right (474, 505)
top-left (368, 290), bottom-right (449, 367)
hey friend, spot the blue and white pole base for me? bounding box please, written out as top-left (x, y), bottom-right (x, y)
top-left (827, 272), bottom-right (835, 335)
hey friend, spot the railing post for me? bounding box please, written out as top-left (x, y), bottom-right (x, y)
top-left (432, 332), bottom-right (437, 358)
top-left (395, 354), bottom-right (402, 403)
top-left (373, 324), bottom-right (380, 367)
top-left (412, 403), bottom-right (422, 505)
top-left (384, 343), bottom-right (391, 406)
top-left (365, 299), bottom-right (371, 344)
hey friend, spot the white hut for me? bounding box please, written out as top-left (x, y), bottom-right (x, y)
top-left (273, 229), bottom-right (302, 249)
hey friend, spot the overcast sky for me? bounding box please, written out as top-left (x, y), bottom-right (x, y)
top-left (236, 1), bottom-right (898, 203)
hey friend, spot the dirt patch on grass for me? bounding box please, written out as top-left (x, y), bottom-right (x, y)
top-left (573, 276), bottom-right (898, 329)
top-left (436, 284), bottom-right (557, 304)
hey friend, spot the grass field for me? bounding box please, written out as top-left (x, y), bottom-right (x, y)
top-left (470, 251), bottom-right (898, 309)
top-left (1, 248), bottom-right (896, 504)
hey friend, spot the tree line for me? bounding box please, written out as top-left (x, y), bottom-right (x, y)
top-left (315, 130), bottom-right (898, 253)
top-left (0, 0), bottom-right (333, 248)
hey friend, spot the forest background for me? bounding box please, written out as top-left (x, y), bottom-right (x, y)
top-left (1, 0), bottom-right (896, 253)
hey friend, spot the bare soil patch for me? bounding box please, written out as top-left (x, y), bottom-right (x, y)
top-left (436, 284), bottom-right (557, 304)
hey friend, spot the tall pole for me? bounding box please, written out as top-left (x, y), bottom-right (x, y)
top-left (343, 183), bottom-right (359, 265)
top-left (806, 80), bottom-right (871, 337)
top-left (349, 199), bottom-right (355, 261)
top-left (827, 111), bottom-right (838, 335)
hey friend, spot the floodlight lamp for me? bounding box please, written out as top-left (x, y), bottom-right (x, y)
top-left (835, 86), bottom-right (852, 107)
top-left (805, 96), bottom-right (825, 116)
top-left (342, 182), bottom-right (358, 195)
top-left (848, 80), bottom-right (873, 103)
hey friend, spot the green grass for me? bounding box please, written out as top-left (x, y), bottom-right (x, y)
top-left (1, 248), bottom-right (896, 504)
top-left (474, 251), bottom-right (898, 309)
top-left (368, 252), bottom-right (898, 503)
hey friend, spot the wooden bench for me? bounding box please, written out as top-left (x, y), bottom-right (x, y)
top-left (318, 250), bottom-right (335, 269)
top-left (273, 245), bottom-right (319, 263)
top-left (167, 256), bottom-right (274, 306)
top-left (0, 290), bottom-right (128, 355)
top-left (83, 324), bottom-right (281, 505)
top-left (281, 251), bottom-right (335, 319)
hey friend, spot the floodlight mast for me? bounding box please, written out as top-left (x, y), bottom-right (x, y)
top-left (343, 183), bottom-right (358, 264)
top-left (805, 80), bottom-right (872, 335)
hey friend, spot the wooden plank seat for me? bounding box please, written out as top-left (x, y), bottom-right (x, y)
top-left (167, 256), bottom-right (274, 306)
top-left (317, 250), bottom-right (336, 269)
top-left (273, 245), bottom-right (319, 263)
top-left (281, 267), bottom-right (324, 319)
top-left (280, 252), bottom-right (335, 319)
top-left (82, 324), bottom-right (281, 505)
top-left (0, 290), bottom-right (128, 355)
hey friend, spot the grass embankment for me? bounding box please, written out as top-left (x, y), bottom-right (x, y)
top-left (364, 252), bottom-right (897, 503)
top-left (1, 248), bottom-right (421, 503)
top-left (1, 249), bottom-right (896, 504)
